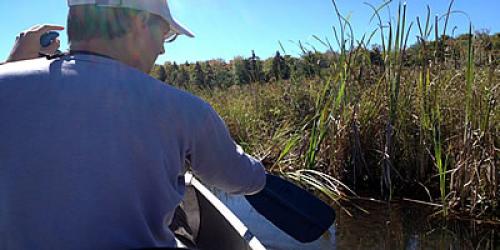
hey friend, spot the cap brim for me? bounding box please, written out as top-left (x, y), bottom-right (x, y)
top-left (165, 16), bottom-right (195, 38)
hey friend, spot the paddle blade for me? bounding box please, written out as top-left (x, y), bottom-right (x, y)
top-left (245, 174), bottom-right (335, 243)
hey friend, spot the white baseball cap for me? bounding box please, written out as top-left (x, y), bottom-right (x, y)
top-left (67, 0), bottom-right (194, 38)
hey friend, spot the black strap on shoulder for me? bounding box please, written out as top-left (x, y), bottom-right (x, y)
top-left (68, 50), bottom-right (114, 60)
top-left (39, 50), bottom-right (65, 60)
top-left (39, 50), bottom-right (115, 60)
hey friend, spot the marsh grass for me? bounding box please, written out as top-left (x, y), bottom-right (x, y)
top-left (186, 0), bottom-right (498, 221)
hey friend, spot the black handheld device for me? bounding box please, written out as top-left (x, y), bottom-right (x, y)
top-left (40, 31), bottom-right (60, 48)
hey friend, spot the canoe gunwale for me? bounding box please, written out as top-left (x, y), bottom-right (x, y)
top-left (182, 173), bottom-right (266, 250)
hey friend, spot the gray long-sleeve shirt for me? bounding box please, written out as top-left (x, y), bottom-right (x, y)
top-left (0, 54), bottom-right (266, 249)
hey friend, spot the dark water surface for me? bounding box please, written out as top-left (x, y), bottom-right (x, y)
top-left (214, 191), bottom-right (499, 250)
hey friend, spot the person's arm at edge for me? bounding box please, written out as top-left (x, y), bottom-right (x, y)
top-left (1, 24), bottom-right (64, 65)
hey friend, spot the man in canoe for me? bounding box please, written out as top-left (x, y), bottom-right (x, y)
top-left (0, 0), bottom-right (266, 249)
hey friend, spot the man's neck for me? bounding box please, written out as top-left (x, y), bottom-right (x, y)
top-left (69, 38), bottom-right (144, 70)
top-left (69, 37), bottom-right (150, 73)
top-left (70, 40), bottom-right (125, 62)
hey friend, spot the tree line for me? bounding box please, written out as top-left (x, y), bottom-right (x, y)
top-left (150, 49), bottom-right (331, 88)
top-left (150, 31), bottom-right (499, 88)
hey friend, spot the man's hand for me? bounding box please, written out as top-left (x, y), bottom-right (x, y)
top-left (6, 24), bottom-right (65, 63)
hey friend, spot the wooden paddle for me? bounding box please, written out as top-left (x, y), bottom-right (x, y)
top-left (245, 174), bottom-right (336, 243)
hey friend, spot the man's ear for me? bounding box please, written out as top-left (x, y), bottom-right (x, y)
top-left (135, 12), bottom-right (151, 30)
top-left (129, 13), bottom-right (149, 36)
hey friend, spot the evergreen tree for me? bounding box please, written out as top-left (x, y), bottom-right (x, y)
top-left (213, 60), bottom-right (233, 87)
top-left (192, 62), bottom-right (206, 87)
top-left (249, 50), bottom-right (265, 83)
top-left (281, 54), bottom-right (291, 80)
top-left (163, 62), bottom-right (177, 84)
top-left (204, 63), bottom-right (216, 87)
top-left (170, 62), bottom-right (180, 84)
top-left (150, 65), bottom-right (166, 81)
top-left (269, 51), bottom-right (290, 81)
top-left (302, 51), bottom-right (318, 78)
top-left (271, 51), bottom-right (282, 81)
top-left (176, 65), bottom-right (190, 87)
top-left (232, 56), bottom-right (251, 84)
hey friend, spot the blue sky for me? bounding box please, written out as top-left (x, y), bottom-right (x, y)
top-left (1, 0), bottom-right (498, 64)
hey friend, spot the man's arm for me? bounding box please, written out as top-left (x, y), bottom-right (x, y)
top-left (189, 105), bottom-right (266, 195)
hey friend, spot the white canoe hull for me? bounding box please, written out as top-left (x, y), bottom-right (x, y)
top-left (176, 174), bottom-right (266, 250)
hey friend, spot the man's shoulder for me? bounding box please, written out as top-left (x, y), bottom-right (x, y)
top-left (0, 58), bottom-right (52, 78)
top-left (0, 56), bottom-right (214, 114)
top-left (154, 82), bottom-right (213, 113)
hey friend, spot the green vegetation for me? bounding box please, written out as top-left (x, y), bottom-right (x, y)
top-left (151, 1), bottom-right (499, 222)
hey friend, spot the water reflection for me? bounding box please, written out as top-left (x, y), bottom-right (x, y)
top-left (214, 190), bottom-right (499, 250)
top-left (336, 201), bottom-right (499, 250)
